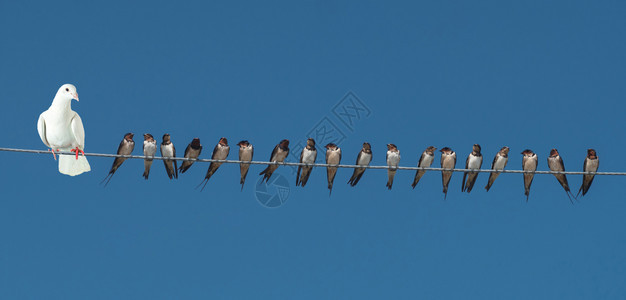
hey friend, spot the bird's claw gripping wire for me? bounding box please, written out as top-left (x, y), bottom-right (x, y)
top-left (48, 149), bottom-right (58, 160)
top-left (71, 147), bottom-right (85, 160)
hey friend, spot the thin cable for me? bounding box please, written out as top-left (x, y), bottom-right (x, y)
top-left (0, 147), bottom-right (619, 176)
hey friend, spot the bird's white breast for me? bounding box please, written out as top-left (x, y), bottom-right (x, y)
top-left (144, 141), bottom-right (157, 156)
top-left (302, 148), bottom-right (316, 164)
top-left (441, 153), bottom-right (455, 168)
top-left (420, 154), bottom-right (434, 167)
top-left (215, 145), bottom-right (230, 160)
top-left (523, 156), bottom-right (537, 171)
top-left (493, 156), bottom-right (508, 170)
top-left (547, 156), bottom-right (563, 171)
top-left (161, 144), bottom-right (175, 157)
top-left (120, 140), bottom-right (134, 156)
top-left (358, 152), bottom-right (372, 166)
top-left (468, 155), bottom-right (482, 169)
top-left (240, 148), bottom-right (253, 161)
top-left (187, 147), bottom-right (201, 158)
top-left (327, 149), bottom-right (341, 164)
top-left (273, 149), bottom-right (288, 162)
top-left (387, 151), bottom-right (400, 167)
top-left (585, 159), bottom-right (599, 172)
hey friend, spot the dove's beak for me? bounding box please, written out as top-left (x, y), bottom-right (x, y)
top-left (72, 93), bottom-right (79, 101)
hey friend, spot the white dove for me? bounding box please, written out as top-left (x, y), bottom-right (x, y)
top-left (37, 84), bottom-right (91, 176)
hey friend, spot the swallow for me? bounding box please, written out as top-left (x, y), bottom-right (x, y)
top-left (237, 140), bottom-right (254, 190)
top-left (325, 143), bottom-right (342, 195)
top-left (179, 138), bottom-right (203, 174)
top-left (461, 144), bottom-right (483, 193)
top-left (296, 138), bottom-right (317, 187)
top-left (142, 133), bottom-right (157, 179)
top-left (485, 146), bottom-right (509, 191)
top-left (440, 147), bottom-right (457, 199)
top-left (160, 133), bottom-right (178, 180)
top-left (259, 139), bottom-right (290, 182)
top-left (386, 144), bottom-right (401, 190)
top-left (348, 142), bottom-right (373, 187)
top-left (521, 149), bottom-right (538, 201)
top-left (412, 146), bottom-right (436, 189)
top-left (198, 137), bottom-right (230, 190)
top-left (577, 149), bottom-right (599, 197)
top-left (101, 133), bottom-right (135, 186)
top-left (547, 148), bottom-right (575, 203)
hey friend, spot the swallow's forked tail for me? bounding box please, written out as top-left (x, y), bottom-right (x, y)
top-left (143, 159), bottom-right (152, 180)
top-left (239, 166), bottom-right (250, 191)
top-left (240, 173), bottom-right (247, 191)
top-left (411, 170), bottom-right (425, 189)
top-left (485, 172), bottom-right (500, 192)
top-left (386, 169), bottom-right (396, 190)
top-left (196, 178), bottom-right (210, 191)
top-left (461, 172), bottom-right (467, 192)
top-left (565, 190), bottom-right (577, 204)
top-left (101, 172), bottom-right (114, 187)
top-left (347, 169), bottom-right (365, 187)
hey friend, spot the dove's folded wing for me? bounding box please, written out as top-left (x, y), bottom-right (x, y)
top-left (37, 114), bottom-right (50, 148)
top-left (70, 112), bottom-right (85, 149)
top-left (61, 112), bottom-right (90, 176)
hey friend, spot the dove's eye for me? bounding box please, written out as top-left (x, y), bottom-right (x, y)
top-left (65, 88), bottom-right (69, 92)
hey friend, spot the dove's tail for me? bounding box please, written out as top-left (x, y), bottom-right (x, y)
top-left (59, 154), bottom-right (91, 176)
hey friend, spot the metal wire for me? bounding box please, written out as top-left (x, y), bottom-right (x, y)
top-left (0, 147), bottom-right (617, 176)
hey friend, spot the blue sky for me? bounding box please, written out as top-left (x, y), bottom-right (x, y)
top-left (1, 0), bottom-right (626, 298)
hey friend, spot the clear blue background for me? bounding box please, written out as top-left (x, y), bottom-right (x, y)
top-left (1, 1), bottom-right (625, 298)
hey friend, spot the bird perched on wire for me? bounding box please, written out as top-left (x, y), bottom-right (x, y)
top-left (521, 149), bottom-right (538, 201)
top-left (142, 134), bottom-right (157, 179)
top-left (578, 149), bottom-right (599, 197)
top-left (179, 138), bottom-right (203, 174)
top-left (547, 148), bottom-right (575, 203)
top-left (296, 138), bottom-right (317, 187)
top-left (101, 133), bottom-right (135, 186)
top-left (325, 143), bottom-right (342, 195)
top-left (440, 147), bottom-right (456, 199)
top-left (485, 146), bottom-right (509, 192)
top-left (198, 137), bottom-right (230, 190)
top-left (411, 146), bottom-right (436, 189)
top-left (386, 144), bottom-right (400, 190)
top-left (462, 144), bottom-right (483, 193)
top-left (237, 140), bottom-right (254, 190)
top-left (259, 139), bottom-right (289, 183)
top-left (348, 142), bottom-right (372, 187)
top-left (37, 84), bottom-right (91, 176)
top-left (161, 133), bottom-right (177, 179)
